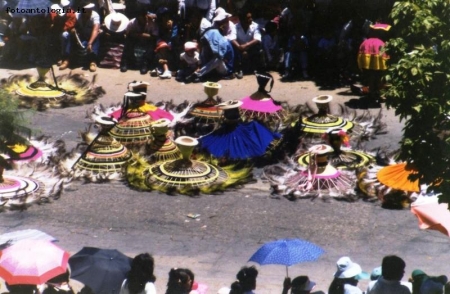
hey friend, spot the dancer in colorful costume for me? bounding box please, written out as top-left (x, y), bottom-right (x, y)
top-left (199, 100), bottom-right (281, 162)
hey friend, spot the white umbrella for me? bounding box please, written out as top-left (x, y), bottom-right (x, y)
top-left (0, 229), bottom-right (57, 248)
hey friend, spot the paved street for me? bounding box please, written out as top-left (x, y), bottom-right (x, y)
top-left (0, 66), bottom-right (448, 294)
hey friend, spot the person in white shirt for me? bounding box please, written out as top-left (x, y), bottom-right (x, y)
top-left (366, 255), bottom-right (411, 294)
top-left (231, 10), bottom-right (262, 78)
top-left (176, 41), bottom-right (201, 82)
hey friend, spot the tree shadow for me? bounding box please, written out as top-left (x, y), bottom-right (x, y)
top-left (344, 96), bottom-right (381, 109)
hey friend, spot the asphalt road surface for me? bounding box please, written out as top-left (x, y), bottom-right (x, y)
top-left (0, 66), bottom-right (448, 294)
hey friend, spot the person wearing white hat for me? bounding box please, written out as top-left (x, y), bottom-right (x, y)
top-left (176, 41), bottom-right (200, 83)
top-left (328, 257), bottom-right (367, 294)
top-left (98, 12), bottom-right (129, 69)
top-left (212, 7), bottom-right (236, 42)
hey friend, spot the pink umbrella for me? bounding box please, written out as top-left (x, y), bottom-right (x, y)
top-left (0, 239), bottom-right (70, 285)
top-left (411, 196), bottom-right (450, 236)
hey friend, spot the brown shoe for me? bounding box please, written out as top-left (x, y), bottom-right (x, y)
top-left (59, 60), bottom-right (69, 70)
top-left (89, 62), bottom-right (97, 72)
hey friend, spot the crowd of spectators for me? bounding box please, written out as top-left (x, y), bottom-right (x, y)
top-left (0, 0), bottom-right (392, 88)
top-left (4, 254), bottom-right (449, 294)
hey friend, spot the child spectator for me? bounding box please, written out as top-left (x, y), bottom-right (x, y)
top-left (154, 40), bottom-right (174, 79)
top-left (176, 41), bottom-right (200, 83)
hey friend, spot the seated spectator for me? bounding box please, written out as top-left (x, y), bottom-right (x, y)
top-left (61, 2), bottom-right (100, 72)
top-left (155, 7), bottom-right (181, 72)
top-left (282, 276), bottom-right (325, 294)
top-left (410, 269), bottom-right (447, 294)
top-left (176, 41), bottom-right (200, 82)
top-left (49, 0), bottom-right (76, 66)
top-left (98, 12), bottom-right (129, 69)
top-left (187, 28), bottom-right (234, 82)
top-left (231, 9), bottom-right (262, 78)
top-left (366, 255), bottom-right (411, 294)
top-left (211, 7), bottom-right (236, 42)
top-left (183, 8), bottom-right (211, 43)
top-left (120, 253), bottom-right (156, 294)
top-left (154, 40), bottom-right (174, 79)
top-left (236, 266), bottom-right (258, 294)
top-left (120, 8), bottom-right (158, 74)
top-left (328, 256), bottom-right (367, 294)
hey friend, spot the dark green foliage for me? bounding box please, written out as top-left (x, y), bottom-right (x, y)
top-left (0, 89), bottom-right (31, 162)
top-left (384, 0), bottom-right (450, 204)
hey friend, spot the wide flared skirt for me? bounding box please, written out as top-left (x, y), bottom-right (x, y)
top-left (109, 104), bottom-right (174, 121)
top-left (199, 121), bottom-right (280, 160)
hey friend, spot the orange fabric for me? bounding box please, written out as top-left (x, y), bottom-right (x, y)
top-left (377, 163), bottom-right (420, 192)
top-left (63, 11), bottom-right (77, 32)
top-left (49, 10), bottom-right (76, 32)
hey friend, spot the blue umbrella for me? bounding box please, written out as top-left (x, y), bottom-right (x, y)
top-left (248, 238), bottom-right (325, 277)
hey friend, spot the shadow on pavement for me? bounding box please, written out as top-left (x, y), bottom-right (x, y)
top-left (345, 96), bottom-right (382, 109)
